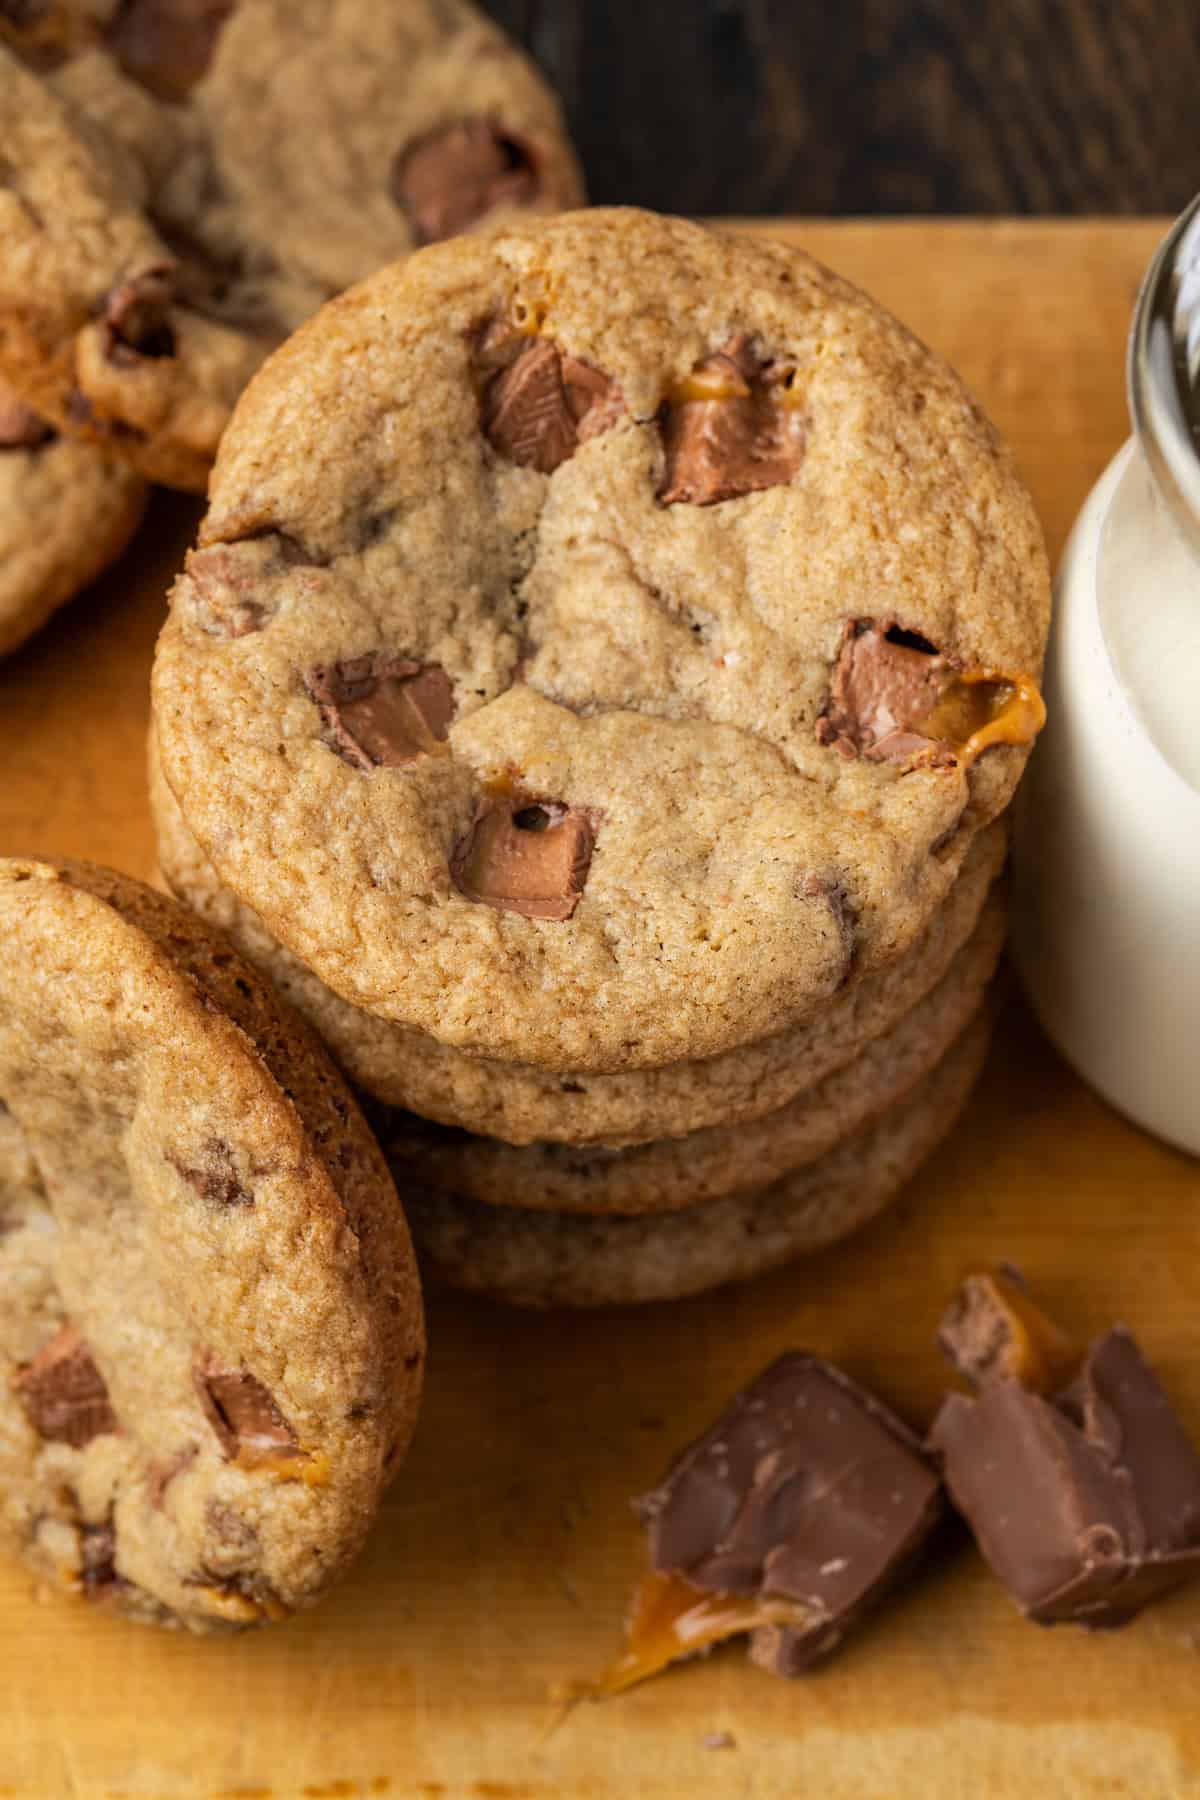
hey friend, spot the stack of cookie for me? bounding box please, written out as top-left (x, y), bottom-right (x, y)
top-left (151, 208), bottom-right (1051, 1307)
top-left (0, 0), bottom-right (582, 652)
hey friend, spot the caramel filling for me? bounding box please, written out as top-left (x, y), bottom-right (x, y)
top-left (236, 1445), bottom-right (332, 1487)
top-left (916, 670), bottom-right (1045, 767)
top-left (959, 1269), bottom-right (1081, 1395)
top-left (194, 1583), bottom-right (292, 1625)
top-left (665, 365), bottom-right (804, 410)
top-left (591, 1568), bottom-right (817, 1697)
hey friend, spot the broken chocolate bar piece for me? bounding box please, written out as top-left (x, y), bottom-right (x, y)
top-left (930, 1326), bottom-right (1200, 1628)
top-left (451, 795), bottom-right (594, 921)
top-left (938, 1268), bottom-right (1081, 1395)
top-left (816, 620), bottom-right (1045, 768)
top-left (616, 1352), bottom-right (944, 1685)
top-left (305, 655), bottom-right (454, 768)
top-left (658, 335), bottom-right (805, 506)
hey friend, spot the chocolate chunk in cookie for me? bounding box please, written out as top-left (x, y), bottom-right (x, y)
top-left (659, 336), bottom-right (805, 506)
top-left (103, 265), bottom-right (177, 365)
top-left (480, 338), bottom-right (621, 473)
top-left (79, 1518), bottom-right (121, 1595)
top-left (195, 1356), bottom-right (299, 1466)
top-left (14, 1325), bottom-right (118, 1448)
top-left (392, 119), bottom-right (538, 245)
top-left (0, 384), bottom-right (52, 448)
top-left (452, 796), bottom-right (594, 921)
top-left (818, 621), bottom-right (1045, 769)
top-left (105, 0), bottom-right (235, 102)
top-left (171, 1138), bottom-right (253, 1208)
top-left (305, 655), bottom-right (455, 769)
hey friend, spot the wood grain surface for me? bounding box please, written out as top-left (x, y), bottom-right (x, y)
top-left (483, 2), bottom-right (1200, 216)
top-left (2, 220), bottom-right (1199, 1800)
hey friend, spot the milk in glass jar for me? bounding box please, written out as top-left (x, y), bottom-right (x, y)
top-left (1013, 199), bottom-right (1200, 1155)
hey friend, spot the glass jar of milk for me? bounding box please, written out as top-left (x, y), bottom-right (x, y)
top-left (1012, 199), bottom-right (1200, 1156)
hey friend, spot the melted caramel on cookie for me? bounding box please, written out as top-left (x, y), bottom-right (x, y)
top-left (916, 670), bottom-right (1045, 767)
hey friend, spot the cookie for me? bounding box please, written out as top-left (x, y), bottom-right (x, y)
top-left (152, 208), bottom-right (1048, 1070)
top-left (0, 857), bottom-right (423, 1631)
top-left (0, 379), bottom-right (145, 658)
top-left (0, 1), bottom-right (583, 489)
top-left (377, 890), bottom-right (1004, 1215)
top-left (151, 734), bottom-right (1007, 1143)
top-left (403, 1009), bottom-right (991, 1308)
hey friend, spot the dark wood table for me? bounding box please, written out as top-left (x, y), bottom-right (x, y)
top-left (485, 0), bottom-right (1199, 216)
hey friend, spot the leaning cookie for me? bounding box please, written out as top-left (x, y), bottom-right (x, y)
top-left (404, 1011), bottom-right (990, 1308)
top-left (153, 208), bottom-right (1047, 1070)
top-left (151, 737), bottom-right (1007, 1144)
top-left (0, 1), bottom-right (583, 490)
top-left (0, 381), bottom-right (144, 658)
top-left (0, 858), bottom-right (423, 1631)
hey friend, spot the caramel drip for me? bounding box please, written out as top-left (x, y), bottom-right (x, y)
top-left (591, 1568), bottom-right (816, 1698)
top-left (961, 1269), bottom-right (1082, 1394)
top-left (917, 669), bottom-right (1046, 766)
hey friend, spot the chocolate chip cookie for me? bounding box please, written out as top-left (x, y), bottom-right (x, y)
top-left (0, 379), bottom-right (145, 658)
top-left (0, 858), bottom-right (423, 1630)
top-left (376, 889), bottom-right (1003, 1214)
top-left (152, 208), bottom-right (1048, 1070)
top-left (405, 1010), bottom-right (991, 1308)
top-left (0, 1), bottom-right (583, 489)
top-left (152, 739), bottom-right (1007, 1143)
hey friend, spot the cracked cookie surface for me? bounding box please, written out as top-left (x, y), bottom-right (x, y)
top-left (0, 858), bottom-right (423, 1631)
top-left (0, 378), bottom-right (145, 657)
top-left (0, 0), bottom-right (583, 489)
top-left (153, 208), bottom-right (1048, 1070)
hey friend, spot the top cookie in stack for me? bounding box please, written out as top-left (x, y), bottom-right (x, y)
top-left (151, 207), bottom-right (1050, 1304)
top-left (0, 0), bottom-right (584, 490)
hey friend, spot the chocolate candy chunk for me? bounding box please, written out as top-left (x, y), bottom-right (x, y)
top-left (481, 338), bottom-right (621, 474)
top-left (106, 0), bottom-right (235, 103)
top-left (658, 335), bottom-right (805, 506)
top-left (171, 1138), bottom-right (252, 1208)
top-left (939, 1268), bottom-right (1080, 1395)
top-left (104, 264), bottom-right (177, 363)
top-left (0, 383), bottom-right (52, 449)
top-left (14, 1325), bottom-right (118, 1448)
top-left (624, 1353), bottom-right (944, 1683)
top-left (817, 621), bottom-right (953, 764)
top-left (194, 1356), bottom-right (300, 1469)
top-left (305, 655), bottom-right (455, 769)
top-left (391, 120), bottom-right (538, 245)
top-left (451, 796), bottom-right (595, 921)
top-left (930, 1327), bottom-right (1200, 1628)
top-left (80, 1520), bottom-right (120, 1596)
top-left (817, 620), bottom-right (1045, 768)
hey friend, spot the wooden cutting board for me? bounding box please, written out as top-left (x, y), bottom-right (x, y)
top-left (2, 219), bottom-right (1198, 1800)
